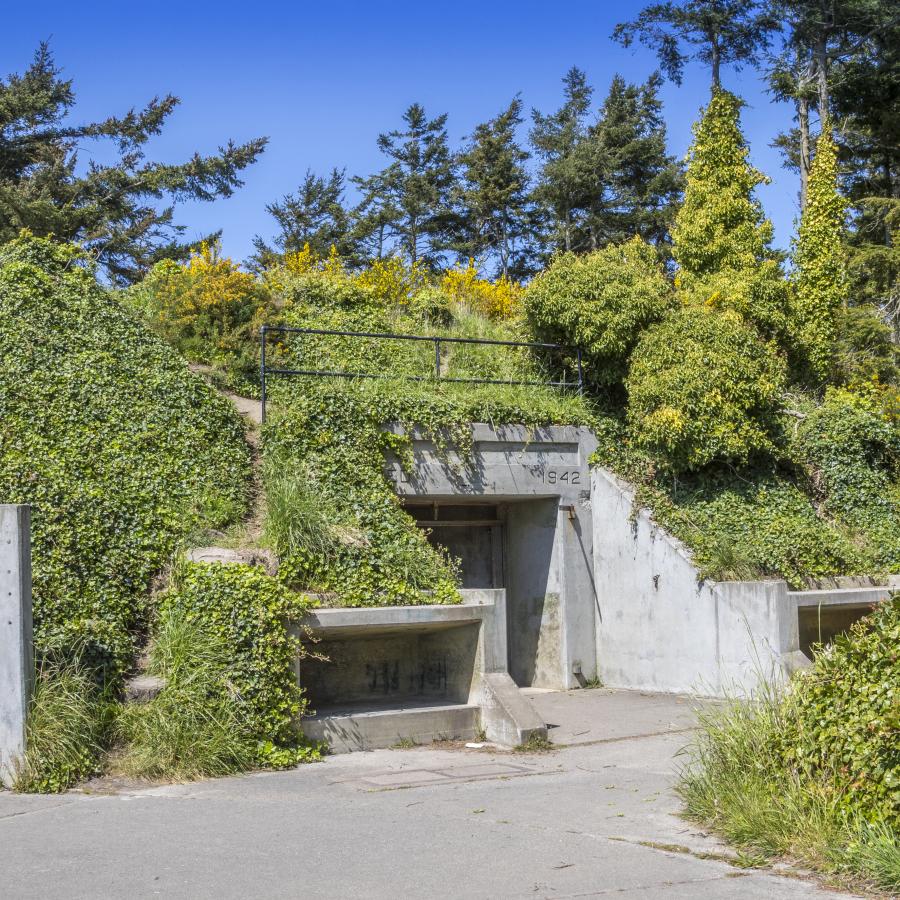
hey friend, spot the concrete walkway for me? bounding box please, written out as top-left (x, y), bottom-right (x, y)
top-left (0, 690), bottom-right (855, 899)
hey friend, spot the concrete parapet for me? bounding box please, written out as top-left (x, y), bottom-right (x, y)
top-left (0, 505), bottom-right (33, 786)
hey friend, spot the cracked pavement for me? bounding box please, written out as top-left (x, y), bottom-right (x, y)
top-left (0, 690), bottom-right (857, 899)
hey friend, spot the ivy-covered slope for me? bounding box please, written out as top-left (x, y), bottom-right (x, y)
top-left (0, 236), bottom-right (251, 672)
top-left (262, 271), bottom-right (595, 607)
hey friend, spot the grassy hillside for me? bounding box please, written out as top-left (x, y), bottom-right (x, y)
top-left (0, 235), bottom-right (252, 673)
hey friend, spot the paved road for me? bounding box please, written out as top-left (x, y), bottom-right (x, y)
top-left (0, 690), bottom-right (853, 899)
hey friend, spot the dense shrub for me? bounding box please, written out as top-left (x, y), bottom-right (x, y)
top-left (625, 307), bottom-right (786, 472)
top-left (524, 237), bottom-right (673, 388)
top-left (782, 597), bottom-right (900, 826)
top-left (0, 235), bottom-right (251, 672)
top-left (441, 259), bottom-right (521, 319)
top-left (151, 562), bottom-right (318, 767)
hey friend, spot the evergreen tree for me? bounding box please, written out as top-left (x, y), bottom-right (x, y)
top-left (351, 104), bottom-right (456, 268)
top-left (530, 68), bottom-right (596, 254)
top-left (251, 168), bottom-right (352, 267)
top-left (792, 124), bottom-right (849, 379)
top-left (455, 98), bottom-right (534, 279)
top-left (0, 44), bottom-right (266, 284)
top-left (613, 0), bottom-right (778, 90)
top-left (672, 89), bottom-right (789, 338)
top-left (580, 74), bottom-right (683, 253)
top-left (349, 169), bottom-right (403, 262)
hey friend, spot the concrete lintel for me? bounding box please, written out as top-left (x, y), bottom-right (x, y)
top-left (300, 601), bottom-right (493, 635)
top-left (0, 505), bottom-right (34, 787)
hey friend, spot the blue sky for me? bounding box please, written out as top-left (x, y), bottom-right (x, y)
top-left (4, 1), bottom-right (800, 265)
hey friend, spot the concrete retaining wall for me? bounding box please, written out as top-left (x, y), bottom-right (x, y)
top-left (0, 505), bottom-right (33, 786)
top-left (590, 469), bottom-right (895, 697)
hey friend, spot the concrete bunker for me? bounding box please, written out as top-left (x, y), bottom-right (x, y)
top-left (387, 424), bottom-right (598, 691)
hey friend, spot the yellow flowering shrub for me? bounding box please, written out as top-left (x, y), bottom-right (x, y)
top-left (130, 240), bottom-right (271, 387)
top-left (354, 255), bottom-right (429, 306)
top-left (441, 260), bottom-right (521, 320)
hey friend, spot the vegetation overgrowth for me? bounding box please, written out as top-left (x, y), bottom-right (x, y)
top-left (678, 599), bottom-right (900, 893)
top-left (117, 563), bottom-right (320, 777)
top-left (0, 235), bottom-right (251, 675)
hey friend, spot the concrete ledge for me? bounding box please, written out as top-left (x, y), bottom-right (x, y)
top-left (303, 703), bottom-right (478, 753)
top-left (300, 601), bottom-right (492, 635)
top-left (478, 673), bottom-right (547, 747)
top-left (789, 587), bottom-right (893, 608)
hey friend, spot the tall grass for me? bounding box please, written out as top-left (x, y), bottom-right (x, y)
top-left (114, 607), bottom-right (256, 780)
top-left (262, 465), bottom-right (337, 559)
top-left (677, 681), bottom-right (900, 893)
top-left (14, 662), bottom-right (110, 793)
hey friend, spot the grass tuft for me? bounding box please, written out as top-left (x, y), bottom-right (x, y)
top-left (113, 607), bottom-right (256, 780)
top-left (14, 663), bottom-right (109, 793)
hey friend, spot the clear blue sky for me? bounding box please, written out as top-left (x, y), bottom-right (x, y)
top-left (4, 1), bottom-right (799, 265)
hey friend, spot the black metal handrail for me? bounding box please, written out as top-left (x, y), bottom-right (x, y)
top-left (259, 325), bottom-right (583, 423)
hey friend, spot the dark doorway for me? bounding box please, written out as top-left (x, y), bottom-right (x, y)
top-left (406, 503), bottom-right (504, 589)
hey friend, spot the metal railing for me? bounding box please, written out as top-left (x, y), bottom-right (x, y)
top-left (259, 325), bottom-right (583, 423)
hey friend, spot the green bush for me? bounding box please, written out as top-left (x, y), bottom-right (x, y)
top-left (0, 235), bottom-right (251, 673)
top-left (523, 237), bottom-right (673, 388)
top-left (678, 660), bottom-right (900, 892)
top-left (125, 241), bottom-right (274, 393)
top-left (792, 388), bottom-right (900, 573)
top-left (157, 562), bottom-right (318, 767)
top-left (625, 306), bottom-right (786, 472)
top-left (784, 596), bottom-right (900, 826)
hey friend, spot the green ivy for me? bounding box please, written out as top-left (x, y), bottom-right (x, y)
top-left (0, 235), bottom-right (251, 673)
top-left (160, 562), bottom-right (319, 767)
top-left (779, 597), bottom-right (900, 826)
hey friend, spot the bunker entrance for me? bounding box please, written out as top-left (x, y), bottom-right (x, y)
top-left (405, 497), bottom-right (564, 689)
top-left (407, 502), bottom-right (504, 589)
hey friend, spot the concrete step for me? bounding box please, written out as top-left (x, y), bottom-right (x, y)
top-left (302, 701), bottom-right (479, 753)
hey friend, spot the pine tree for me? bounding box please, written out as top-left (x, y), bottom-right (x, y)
top-left (530, 67), bottom-right (596, 254)
top-left (351, 104), bottom-right (456, 268)
top-left (455, 98), bottom-right (533, 278)
top-left (671, 89), bottom-right (789, 337)
top-left (0, 44), bottom-right (266, 284)
top-left (792, 124), bottom-right (848, 379)
top-left (251, 168), bottom-right (353, 268)
top-left (580, 74), bottom-right (683, 253)
top-left (613, 0), bottom-right (778, 90)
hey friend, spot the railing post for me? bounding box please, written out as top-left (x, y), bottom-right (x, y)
top-left (0, 504), bottom-right (33, 787)
top-left (260, 326), bottom-right (267, 425)
top-left (576, 348), bottom-right (584, 395)
top-left (434, 339), bottom-right (441, 381)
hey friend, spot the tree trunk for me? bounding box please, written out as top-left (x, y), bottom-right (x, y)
top-left (799, 95), bottom-right (811, 212)
top-left (813, 32), bottom-right (830, 117)
top-left (711, 41), bottom-right (721, 91)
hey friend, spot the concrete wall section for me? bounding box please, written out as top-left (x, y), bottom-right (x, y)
top-left (0, 505), bottom-right (33, 786)
top-left (591, 469), bottom-right (895, 697)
